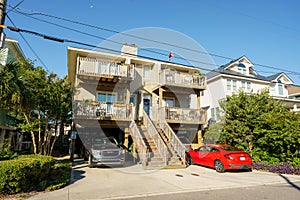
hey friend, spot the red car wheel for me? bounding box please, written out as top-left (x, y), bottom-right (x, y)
top-left (214, 160), bottom-right (225, 173)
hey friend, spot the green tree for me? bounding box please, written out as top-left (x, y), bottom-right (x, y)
top-left (220, 89), bottom-right (300, 165)
top-left (0, 60), bottom-right (72, 155)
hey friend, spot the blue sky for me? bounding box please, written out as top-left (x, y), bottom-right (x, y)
top-left (5, 0), bottom-right (300, 85)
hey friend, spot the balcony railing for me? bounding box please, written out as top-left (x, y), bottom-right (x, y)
top-left (159, 107), bottom-right (207, 124)
top-left (160, 69), bottom-right (206, 89)
top-left (74, 100), bottom-right (133, 121)
top-left (78, 57), bottom-right (134, 78)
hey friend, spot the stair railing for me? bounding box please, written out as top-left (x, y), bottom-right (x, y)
top-left (129, 121), bottom-right (149, 167)
top-left (142, 110), bottom-right (169, 166)
top-left (158, 107), bottom-right (186, 165)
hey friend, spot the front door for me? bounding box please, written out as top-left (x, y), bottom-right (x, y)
top-left (143, 98), bottom-right (150, 116)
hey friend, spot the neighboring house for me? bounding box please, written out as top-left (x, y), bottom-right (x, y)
top-left (0, 37), bottom-right (25, 65)
top-left (68, 44), bottom-right (208, 169)
top-left (287, 85), bottom-right (300, 112)
top-left (0, 37), bottom-right (26, 151)
top-left (202, 55), bottom-right (300, 122)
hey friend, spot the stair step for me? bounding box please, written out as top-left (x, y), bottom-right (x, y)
top-left (146, 161), bottom-right (166, 167)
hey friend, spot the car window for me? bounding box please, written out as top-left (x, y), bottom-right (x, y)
top-left (211, 148), bottom-right (220, 152)
top-left (198, 146), bottom-right (212, 152)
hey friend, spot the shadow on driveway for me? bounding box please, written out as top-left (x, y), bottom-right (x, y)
top-left (279, 174), bottom-right (300, 191)
top-left (70, 159), bottom-right (87, 184)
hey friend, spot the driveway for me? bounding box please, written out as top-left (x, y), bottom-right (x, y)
top-left (28, 159), bottom-right (300, 200)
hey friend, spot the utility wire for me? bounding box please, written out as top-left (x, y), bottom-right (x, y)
top-left (6, 15), bottom-right (50, 72)
top-left (11, 7), bottom-right (231, 60)
top-left (0, 23), bottom-right (217, 73)
top-left (9, 6), bottom-right (300, 76)
top-left (10, 8), bottom-right (217, 67)
top-left (7, 0), bottom-right (25, 13)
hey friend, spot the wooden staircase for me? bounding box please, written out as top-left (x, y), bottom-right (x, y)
top-left (155, 124), bottom-right (185, 169)
top-left (129, 110), bottom-right (186, 169)
top-left (138, 124), bottom-right (166, 169)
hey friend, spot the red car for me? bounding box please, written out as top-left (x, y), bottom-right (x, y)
top-left (186, 144), bottom-right (252, 173)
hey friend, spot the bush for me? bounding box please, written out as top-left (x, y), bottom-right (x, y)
top-left (0, 155), bottom-right (71, 195)
top-left (0, 139), bottom-right (18, 161)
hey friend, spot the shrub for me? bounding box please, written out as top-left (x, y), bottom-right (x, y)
top-left (0, 139), bottom-right (18, 161)
top-left (0, 155), bottom-right (71, 195)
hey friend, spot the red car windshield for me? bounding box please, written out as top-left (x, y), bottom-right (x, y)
top-left (218, 145), bottom-right (240, 151)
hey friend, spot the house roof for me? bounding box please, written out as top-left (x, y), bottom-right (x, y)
top-left (4, 37), bottom-right (26, 61)
top-left (206, 56), bottom-right (294, 84)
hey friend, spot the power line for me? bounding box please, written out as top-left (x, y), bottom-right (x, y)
top-left (10, 8), bottom-right (218, 68)
top-left (6, 14), bottom-right (50, 72)
top-left (6, 0), bottom-right (24, 13)
top-left (0, 23), bottom-right (217, 73)
top-left (9, 6), bottom-right (300, 76)
top-left (11, 7), bottom-right (231, 60)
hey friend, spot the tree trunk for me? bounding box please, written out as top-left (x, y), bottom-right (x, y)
top-left (23, 112), bottom-right (37, 154)
top-left (38, 107), bottom-right (42, 154)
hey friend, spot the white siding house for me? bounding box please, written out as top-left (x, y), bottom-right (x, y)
top-left (202, 56), bottom-right (300, 122)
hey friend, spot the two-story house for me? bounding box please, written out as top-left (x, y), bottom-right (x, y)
top-left (68, 44), bottom-right (208, 169)
top-left (202, 56), bottom-right (300, 122)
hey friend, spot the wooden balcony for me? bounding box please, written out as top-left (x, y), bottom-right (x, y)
top-left (159, 107), bottom-right (207, 124)
top-left (74, 100), bottom-right (133, 121)
top-left (77, 57), bottom-right (134, 80)
top-left (159, 69), bottom-right (206, 90)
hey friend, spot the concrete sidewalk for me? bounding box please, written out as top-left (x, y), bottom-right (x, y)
top-left (27, 159), bottom-right (300, 200)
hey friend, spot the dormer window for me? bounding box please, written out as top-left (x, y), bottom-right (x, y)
top-left (237, 63), bottom-right (247, 75)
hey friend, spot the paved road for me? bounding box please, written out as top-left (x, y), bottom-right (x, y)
top-left (126, 182), bottom-right (300, 200)
top-left (27, 159), bottom-right (300, 200)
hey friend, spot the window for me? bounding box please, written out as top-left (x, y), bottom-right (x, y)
top-left (226, 79), bottom-right (231, 91)
top-left (164, 98), bottom-right (175, 107)
top-left (227, 79), bottom-right (238, 92)
top-left (211, 108), bottom-right (215, 121)
top-left (97, 92), bottom-right (116, 103)
top-left (241, 81), bottom-right (246, 91)
top-left (246, 82), bottom-right (251, 92)
top-left (232, 80), bottom-right (237, 92)
top-left (237, 63), bottom-right (247, 74)
top-left (278, 84), bottom-right (284, 95)
top-left (216, 107), bottom-right (220, 120)
top-left (143, 65), bottom-right (151, 80)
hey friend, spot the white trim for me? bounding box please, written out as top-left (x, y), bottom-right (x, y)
top-left (208, 74), bottom-right (270, 84)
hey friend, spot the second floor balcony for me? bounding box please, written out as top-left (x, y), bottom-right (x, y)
top-left (77, 57), bottom-right (134, 79)
top-left (74, 100), bottom-right (133, 121)
top-left (159, 107), bottom-right (207, 124)
top-left (160, 69), bottom-right (206, 90)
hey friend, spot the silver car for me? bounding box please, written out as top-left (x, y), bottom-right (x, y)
top-left (88, 136), bottom-right (125, 167)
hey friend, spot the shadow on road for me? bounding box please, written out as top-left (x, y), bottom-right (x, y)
top-left (70, 159), bottom-right (87, 184)
top-left (279, 174), bottom-right (300, 191)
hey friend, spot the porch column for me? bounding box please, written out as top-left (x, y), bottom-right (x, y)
top-left (123, 128), bottom-right (129, 149)
top-left (197, 93), bottom-right (201, 109)
top-left (197, 130), bottom-right (203, 147)
top-left (125, 87), bottom-right (130, 104)
top-left (159, 88), bottom-right (163, 107)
